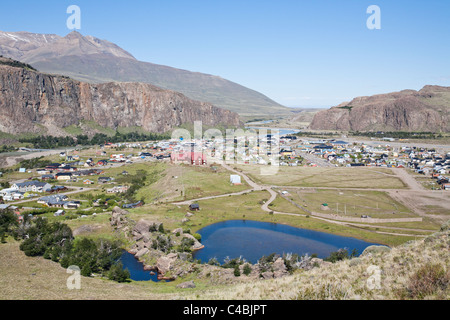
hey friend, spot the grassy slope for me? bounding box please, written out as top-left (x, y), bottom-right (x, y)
top-left (1, 222), bottom-right (448, 300)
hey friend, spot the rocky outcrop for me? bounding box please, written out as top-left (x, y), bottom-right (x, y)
top-left (309, 86), bottom-right (450, 132)
top-left (0, 57), bottom-right (242, 136)
top-left (110, 207), bottom-right (129, 229)
top-left (110, 207), bottom-right (205, 280)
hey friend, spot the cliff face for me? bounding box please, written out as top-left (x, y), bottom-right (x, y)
top-left (0, 60), bottom-right (241, 136)
top-left (309, 86), bottom-right (450, 132)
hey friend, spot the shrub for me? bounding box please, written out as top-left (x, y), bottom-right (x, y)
top-left (243, 263), bottom-right (252, 276)
top-left (208, 258), bottom-right (220, 266)
top-left (178, 237), bottom-right (195, 253)
top-left (192, 233), bottom-right (202, 241)
top-left (234, 265), bottom-right (241, 277)
top-left (406, 263), bottom-right (449, 299)
top-left (107, 262), bottom-right (130, 283)
top-left (0, 210), bottom-right (19, 240)
top-left (324, 248), bottom-right (358, 263)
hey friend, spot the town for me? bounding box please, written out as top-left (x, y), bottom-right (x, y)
top-left (0, 132), bottom-right (448, 221)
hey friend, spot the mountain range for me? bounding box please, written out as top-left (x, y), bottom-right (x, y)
top-left (0, 30), bottom-right (291, 118)
top-left (309, 85), bottom-right (450, 132)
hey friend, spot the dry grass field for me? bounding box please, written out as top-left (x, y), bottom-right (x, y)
top-left (233, 165), bottom-right (406, 189)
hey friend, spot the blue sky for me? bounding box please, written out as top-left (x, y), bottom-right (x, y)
top-left (1, 0), bottom-right (449, 108)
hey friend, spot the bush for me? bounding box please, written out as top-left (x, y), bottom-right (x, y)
top-left (243, 263), bottom-right (252, 276)
top-left (107, 262), bottom-right (130, 283)
top-left (178, 237), bottom-right (195, 253)
top-left (207, 258), bottom-right (220, 266)
top-left (234, 265), bottom-right (241, 277)
top-left (324, 248), bottom-right (358, 263)
top-left (406, 263), bottom-right (449, 299)
top-left (0, 210), bottom-right (19, 240)
top-left (192, 233), bottom-right (202, 241)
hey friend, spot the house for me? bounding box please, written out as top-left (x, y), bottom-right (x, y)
top-left (41, 174), bottom-right (55, 181)
top-left (55, 172), bottom-right (73, 181)
top-left (37, 169), bottom-right (51, 175)
top-left (106, 185), bottom-right (129, 194)
top-left (0, 188), bottom-right (16, 198)
top-left (330, 140), bottom-right (349, 149)
top-left (83, 179), bottom-right (94, 185)
top-left (63, 201), bottom-right (81, 209)
top-left (48, 186), bottom-right (68, 193)
top-left (111, 154), bottom-right (125, 160)
top-left (38, 195), bottom-right (68, 205)
top-left (11, 181), bottom-right (52, 193)
top-left (313, 144), bottom-right (333, 152)
top-left (280, 148), bottom-right (294, 157)
top-left (46, 163), bottom-right (62, 170)
top-left (189, 203), bottom-right (200, 211)
top-left (97, 160), bottom-right (108, 166)
top-left (54, 210), bottom-right (65, 217)
top-left (12, 192), bottom-right (25, 200)
top-left (98, 177), bottom-right (113, 184)
top-left (122, 201), bottom-right (143, 209)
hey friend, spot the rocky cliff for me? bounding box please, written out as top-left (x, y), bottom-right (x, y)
top-left (0, 57), bottom-right (241, 136)
top-left (309, 86), bottom-right (450, 132)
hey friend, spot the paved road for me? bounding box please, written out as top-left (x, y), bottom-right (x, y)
top-left (7, 186), bottom-right (98, 205)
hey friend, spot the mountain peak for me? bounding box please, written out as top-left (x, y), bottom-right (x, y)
top-left (64, 30), bottom-right (84, 40)
top-left (0, 29), bottom-right (288, 116)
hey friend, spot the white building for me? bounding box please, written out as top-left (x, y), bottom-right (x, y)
top-left (230, 175), bottom-right (242, 185)
top-left (11, 181), bottom-right (52, 193)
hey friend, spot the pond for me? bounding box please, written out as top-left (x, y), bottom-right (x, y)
top-left (192, 220), bottom-right (378, 264)
top-left (118, 251), bottom-right (160, 282)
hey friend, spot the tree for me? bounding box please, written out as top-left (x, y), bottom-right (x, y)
top-left (107, 262), bottom-right (130, 283)
top-left (0, 210), bottom-right (19, 240)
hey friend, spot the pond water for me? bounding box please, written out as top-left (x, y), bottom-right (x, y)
top-left (118, 251), bottom-right (160, 282)
top-left (192, 220), bottom-right (378, 264)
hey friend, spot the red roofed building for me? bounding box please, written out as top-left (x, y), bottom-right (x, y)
top-left (171, 152), bottom-right (207, 166)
